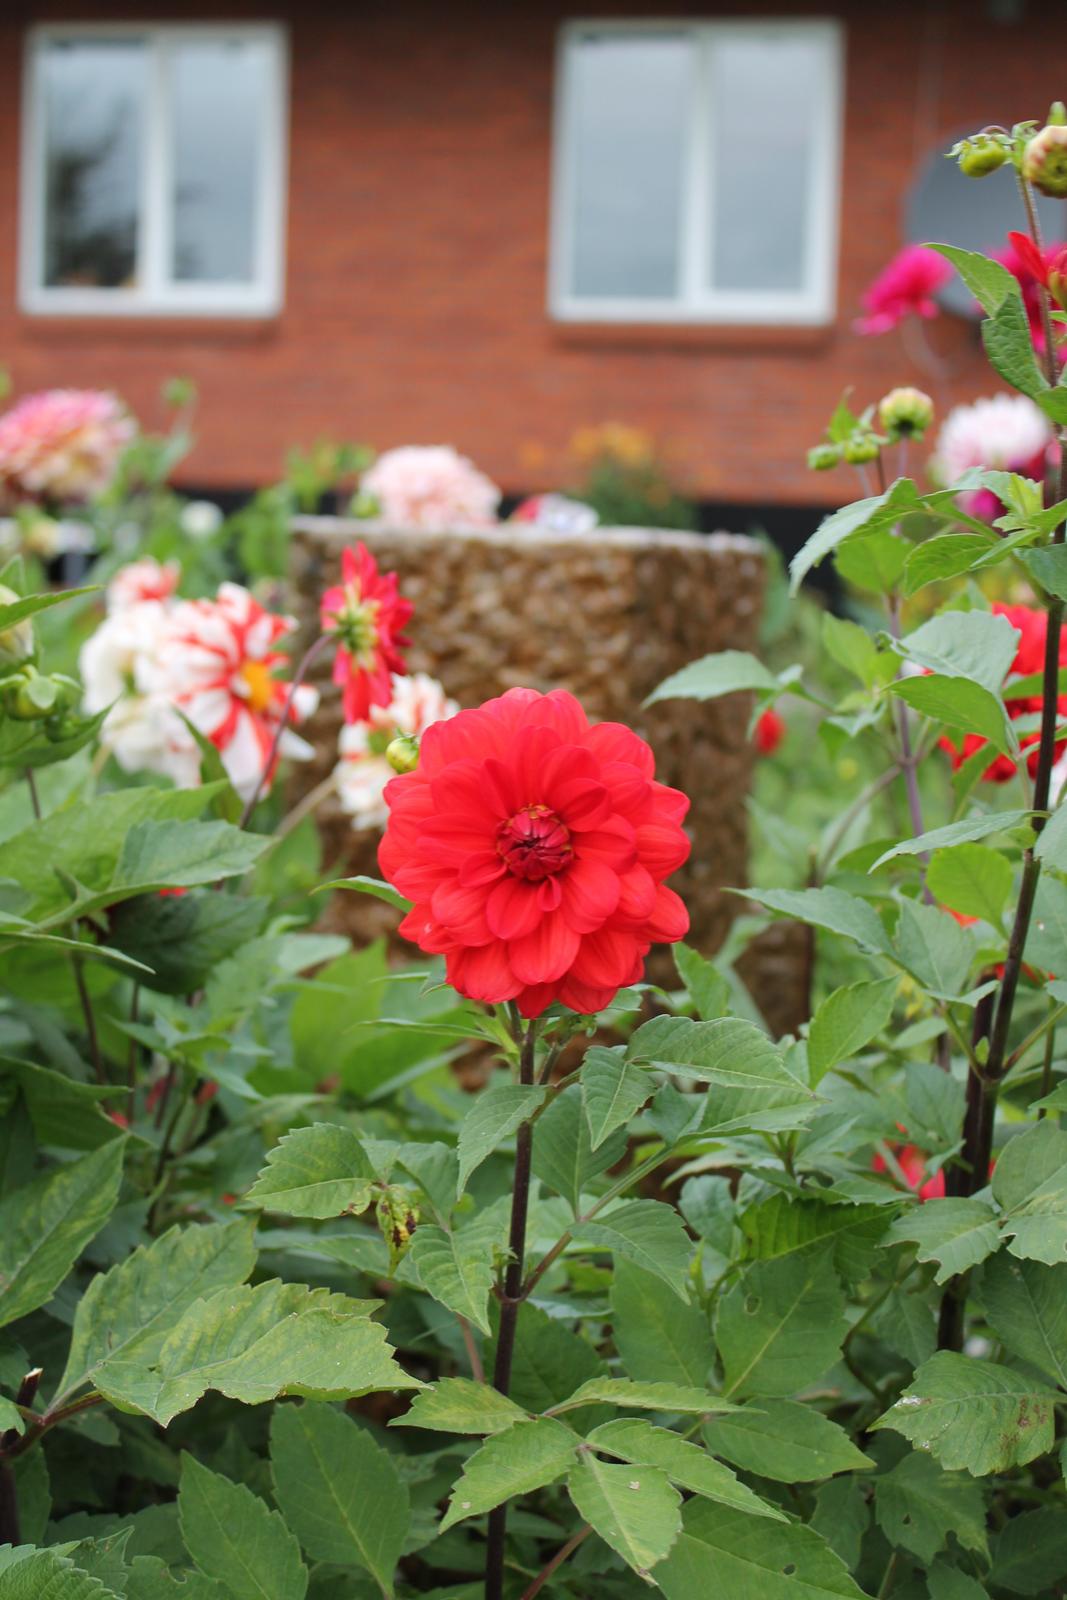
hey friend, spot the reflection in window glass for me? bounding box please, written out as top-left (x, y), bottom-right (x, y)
top-left (569, 33), bottom-right (693, 299)
top-left (171, 38), bottom-right (268, 284)
top-left (709, 34), bottom-right (820, 293)
top-left (41, 39), bottom-right (144, 289)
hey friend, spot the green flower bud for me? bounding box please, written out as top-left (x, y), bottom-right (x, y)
top-left (1049, 101), bottom-right (1067, 127)
top-left (350, 489), bottom-right (381, 520)
top-left (878, 386), bottom-right (935, 441)
top-left (0, 584), bottom-right (35, 671)
top-left (956, 136), bottom-right (1009, 177)
top-left (1024, 123), bottom-right (1067, 198)
top-left (842, 432), bottom-right (881, 466)
top-left (807, 443), bottom-right (842, 472)
top-left (386, 733), bottom-right (420, 774)
top-left (4, 667), bottom-right (58, 721)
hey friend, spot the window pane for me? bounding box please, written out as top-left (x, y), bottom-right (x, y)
top-left (568, 32), bottom-right (692, 300)
top-left (170, 37), bottom-right (270, 284)
top-left (40, 39), bottom-right (144, 289)
top-left (708, 34), bottom-right (823, 294)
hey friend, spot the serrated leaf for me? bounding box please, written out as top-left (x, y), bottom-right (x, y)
top-left (0, 1140), bottom-right (125, 1329)
top-left (673, 943), bottom-right (730, 1020)
top-left (903, 532), bottom-right (999, 595)
top-left (993, 1120), bottom-right (1067, 1263)
top-left (873, 1352), bottom-right (1055, 1474)
top-left (55, 1218), bottom-right (258, 1404)
top-left (835, 530), bottom-right (909, 594)
top-left (1034, 800), bottom-right (1067, 870)
top-left (611, 1258), bottom-right (714, 1387)
top-left (789, 479), bottom-right (921, 593)
top-left (742, 885), bottom-right (892, 954)
top-left (573, 1199), bottom-right (693, 1299)
top-left (244, 1124), bottom-right (376, 1219)
top-left (95, 1279), bottom-right (419, 1426)
top-left (703, 1397), bottom-right (873, 1483)
top-left (646, 650), bottom-right (778, 707)
top-left (105, 891), bottom-right (266, 996)
top-left (407, 1226), bottom-right (495, 1335)
top-left (982, 290), bottom-right (1050, 399)
top-left (715, 1252), bottom-right (848, 1399)
top-left (738, 1196), bottom-right (888, 1282)
top-left (179, 1454), bottom-right (307, 1600)
top-left (927, 1563), bottom-right (990, 1600)
top-left (499, 1301), bottom-right (605, 1414)
top-left (874, 1449), bottom-right (988, 1564)
top-left (895, 898), bottom-right (974, 998)
top-left (892, 675), bottom-right (1015, 757)
top-left (439, 1417), bottom-right (577, 1530)
top-left (567, 1454), bottom-right (681, 1576)
top-left (390, 1377), bottom-right (529, 1435)
top-left (1019, 543), bottom-right (1067, 602)
top-left (930, 243), bottom-right (1018, 314)
top-left (5, 1057), bottom-right (126, 1152)
top-left (582, 1048), bottom-right (652, 1150)
top-left (456, 1083), bottom-right (545, 1194)
top-left (549, 1377), bottom-right (735, 1417)
top-left (656, 1499), bottom-right (867, 1599)
top-left (886, 1199), bottom-right (998, 1285)
top-left (807, 977), bottom-right (897, 1083)
top-left (981, 1252), bottom-right (1067, 1387)
top-left (927, 844), bottom-right (1012, 926)
top-left (531, 1082), bottom-right (627, 1214)
top-left (588, 1417), bottom-right (784, 1520)
top-left (270, 1402), bottom-right (408, 1597)
top-left (114, 819), bottom-right (270, 892)
top-left (0, 1550), bottom-right (120, 1599)
top-left (898, 610), bottom-right (1020, 693)
top-left (626, 1015), bottom-right (816, 1134)
top-left (872, 809), bottom-right (1030, 868)
top-left (990, 1505), bottom-right (1067, 1595)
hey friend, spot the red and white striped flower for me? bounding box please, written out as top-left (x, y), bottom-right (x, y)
top-left (106, 556), bottom-right (181, 613)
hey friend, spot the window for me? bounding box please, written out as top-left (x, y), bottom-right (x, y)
top-left (550, 19), bottom-right (843, 325)
top-left (20, 24), bottom-right (287, 316)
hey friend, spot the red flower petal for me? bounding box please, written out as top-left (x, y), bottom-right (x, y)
top-left (560, 858), bottom-right (621, 934)
top-left (486, 875), bottom-right (543, 939)
top-left (509, 914), bottom-right (581, 984)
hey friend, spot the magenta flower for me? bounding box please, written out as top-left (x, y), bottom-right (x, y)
top-left (854, 246), bottom-right (953, 336)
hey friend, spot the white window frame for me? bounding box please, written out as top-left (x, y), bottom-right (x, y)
top-left (549, 17), bottom-right (843, 326)
top-left (19, 21), bottom-right (288, 318)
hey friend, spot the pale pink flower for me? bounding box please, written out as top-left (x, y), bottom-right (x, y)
top-left (0, 389), bottom-right (134, 506)
top-left (107, 557), bottom-right (181, 613)
top-left (335, 671), bottom-right (459, 829)
top-left (360, 446), bottom-right (500, 531)
top-left (854, 245), bottom-right (952, 336)
top-left (931, 394), bottom-right (1054, 519)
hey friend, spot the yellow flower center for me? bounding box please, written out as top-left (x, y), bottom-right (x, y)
top-left (239, 659), bottom-right (277, 713)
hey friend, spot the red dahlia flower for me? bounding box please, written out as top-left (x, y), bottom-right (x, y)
top-left (755, 708), bottom-right (785, 755)
top-left (320, 543), bottom-right (413, 723)
top-left (998, 233), bottom-right (1067, 354)
top-left (379, 688), bottom-right (690, 1017)
top-left (939, 602), bottom-right (1067, 782)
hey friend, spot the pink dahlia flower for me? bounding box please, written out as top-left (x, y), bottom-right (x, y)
top-left (360, 445), bottom-right (501, 531)
top-left (379, 687), bottom-right (690, 1017)
top-left (106, 557), bottom-right (181, 613)
top-left (0, 389), bottom-right (134, 506)
top-left (997, 232), bottom-right (1067, 359)
top-left (320, 542), bottom-right (413, 723)
top-left (854, 245), bottom-right (953, 336)
top-left (931, 394), bottom-right (1054, 520)
top-left (335, 671), bottom-right (460, 830)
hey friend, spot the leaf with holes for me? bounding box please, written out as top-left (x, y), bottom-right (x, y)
top-left (655, 1498), bottom-right (867, 1598)
top-left (873, 1352), bottom-right (1055, 1475)
top-left (874, 1449), bottom-right (988, 1564)
top-left (714, 1253), bottom-right (848, 1399)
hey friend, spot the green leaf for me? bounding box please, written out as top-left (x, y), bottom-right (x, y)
top-left (179, 1454), bottom-right (307, 1600)
top-left (742, 885), bottom-right (892, 954)
top-left (927, 844), bottom-right (1013, 925)
top-left (456, 1083), bottom-right (545, 1194)
top-left (807, 977), bottom-right (897, 1083)
top-left (645, 650), bottom-right (778, 707)
top-left (582, 1048), bottom-right (653, 1151)
top-left (94, 1279), bottom-right (420, 1426)
top-left (790, 479), bottom-right (921, 593)
top-left (567, 1454), bottom-right (681, 1576)
top-left (114, 820), bottom-right (270, 894)
top-left (898, 610), bottom-right (1020, 693)
top-left (3, 1058), bottom-right (125, 1152)
top-left (0, 584), bottom-right (100, 630)
top-left (407, 1225), bottom-right (495, 1335)
top-left (703, 1397), bottom-right (873, 1483)
top-left (714, 1253), bottom-right (848, 1399)
top-left (990, 1505), bottom-right (1067, 1595)
top-left (270, 1402), bottom-right (408, 1597)
top-left (573, 1199), bottom-right (693, 1299)
top-left (981, 1252), bottom-right (1067, 1387)
top-left (903, 533), bottom-right (999, 595)
top-left (737, 1197), bottom-right (888, 1283)
top-left (993, 1120), bottom-right (1067, 1263)
top-left (243, 1124), bottom-right (377, 1219)
top-left (983, 290), bottom-right (1050, 399)
top-left (439, 1417), bottom-right (577, 1530)
top-left (895, 898), bottom-right (974, 999)
top-left (1019, 543), bottom-right (1067, 601)
top-left (499, 1301), bottom-right (605, 1414)
top-left (550, 1376), bottom-right (735, 1416)
top-left (810, 1477), bottom-right (869, 1574)
top-left (55, 1218), bottom-right (257, 1404)
top-left (105, 891), bottom-right (267, 996)
top-left (0, 1551), bottom-right (120, 1599)
top-left (930, 243), bottom-right (1019, 314)
top-left (927, 1563), bottom-right (990, 1600)
top-left (611, 1258), bottom-right (714, 1388)
top-left (886, 1199), bottom-right (999, 1285)
top-left (317, 874), bottom-right (412, 911)
top-left (655, 1499), bottom-right (867, 1599)
top-left (835, 530), bottom-right (909, 595)
top-left (587, 1417), bottom-right (785, 1520)
top-left (872, 808), bottom-right (1030, 868)
top-left (821, 613), bottom-right (882, 686)
top-left (874, 1449), bottom-right (988, 1564)
top-left (873, 1351), bottom-right (1055, 1474)
top-left (390, 1377), bottom-right (529, 1435)
top-left (626, 1015), bottom-right (816, 1134)
top-left (531, 1083), bottom-right (628, 1214)
top-left (1034, 800), bottom-right (1067, 870)
top-left (0, 1140), bottom-right (125, 1329)
top-left (892, 675), bottom-right (1015, 758)
top-left (674, 943), bottom-right (730, 1020)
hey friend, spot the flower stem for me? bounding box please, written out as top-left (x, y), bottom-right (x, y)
top-left (519, 1524), bottom-right (593, 1600)
top-left (484, 1018), bottom-right (538, 1600)
top-left (73, 953), bottom-right (105, 1084)
top-left (238, 632), bottom-right (330, 828)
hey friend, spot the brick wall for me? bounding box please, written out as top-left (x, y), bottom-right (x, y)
top-left (0, 0), bottom-right (1061, 507)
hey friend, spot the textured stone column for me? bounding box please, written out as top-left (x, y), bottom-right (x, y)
top-left (288, 519), bottom-right (766, 978)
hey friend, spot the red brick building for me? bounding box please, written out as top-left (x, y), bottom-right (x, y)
top-left (0, 1), bottom-right (1062, 519)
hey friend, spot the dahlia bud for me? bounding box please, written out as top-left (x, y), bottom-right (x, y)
top-left (1023, 123), bottom-right (1067, 198)
top-left (3, 667), bottom-right (57, 721)
top-left (807, 443), bottom-right (842, 472)
top-left (878, 386), bottom-right (935, 442)
top-left (954, 136), bottom-right (1008, 178)
top-left (0, 585), bottom-right (35, 671)
top-left (842, 431), bottom-right (881, 466)
top-left (386, 733), bottom-right (420, 774)
top-left (350, 489), bottom-right (381, 520)
top-left (1049, 102), bottom-right (1067, 127)
top-left (375, 1184), bottom-right (419, 1268)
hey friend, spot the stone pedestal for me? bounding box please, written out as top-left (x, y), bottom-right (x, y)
top-left (288, 519), bottom-right (766, 980)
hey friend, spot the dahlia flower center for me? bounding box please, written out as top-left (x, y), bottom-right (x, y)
top-left (238, 659), bottom-right (277, 713)
top-left (497, 804), bottom-right (572, 881)
top-left (335, 588), bottom-right (381, 666)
